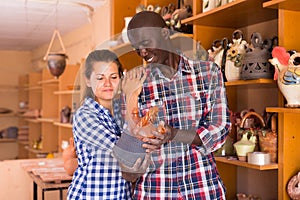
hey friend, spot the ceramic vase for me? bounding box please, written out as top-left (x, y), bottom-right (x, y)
top-left (277, 53), bottom-right (300, 107)
top-left (225, 60), bottom-right (241, 81)
top-left (47, 53), bottom-right (68, 78)
top-left (121, 17), bottom-right (132, 43)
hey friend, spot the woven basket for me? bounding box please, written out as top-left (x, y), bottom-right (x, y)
top-left (241, 32), bottom-right (274, 80)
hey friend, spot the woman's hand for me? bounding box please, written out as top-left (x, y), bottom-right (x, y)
top-left (122, 67), bottom-right (146, 132)
top-left (62, 137), bottom-right (78, 175)
top-left (122, 67), bottom-right (146, 99)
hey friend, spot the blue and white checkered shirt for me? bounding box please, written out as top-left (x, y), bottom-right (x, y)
top-left (67, 97), bottom-right (132, 200)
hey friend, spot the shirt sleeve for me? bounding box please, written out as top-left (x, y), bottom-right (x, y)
top-left (73, 107), bottom-right (118, 151)
top-left (195, 62), bottom-right (231, 155)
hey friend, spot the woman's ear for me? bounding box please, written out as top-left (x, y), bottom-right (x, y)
top-left (85, 77), bottom-right (91, 87)
top-left (161, 27), bottom-right (170, 40)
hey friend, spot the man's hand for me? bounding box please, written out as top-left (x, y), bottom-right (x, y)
top-left (141, 124), bottom-right (175, 152)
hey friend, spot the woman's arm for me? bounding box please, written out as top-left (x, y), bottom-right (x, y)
top-left (62, 137), bottom-right (78, 176)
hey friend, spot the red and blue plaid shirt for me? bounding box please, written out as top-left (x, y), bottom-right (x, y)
top-left (132, 54), bottom-right (230, 199)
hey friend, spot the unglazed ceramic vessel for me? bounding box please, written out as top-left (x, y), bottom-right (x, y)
top-left (233, 133), bottom-right (256, 161)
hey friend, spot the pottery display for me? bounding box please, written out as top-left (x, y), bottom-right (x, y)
top-left (270, 47), bottom-right (300, 107)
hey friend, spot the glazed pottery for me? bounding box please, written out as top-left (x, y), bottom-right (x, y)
top-left (275, 52), bottom-right (300, 107)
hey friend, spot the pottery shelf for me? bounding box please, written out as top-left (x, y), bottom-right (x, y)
top-left (53, 122), bottom-right (72, 129)
top-left (263, 0), bottom-right (300, 11)
top-left (53, 90), bottom-right (80, 95)
top-left (25, 118), bottom-right (40, 124)
top-left (38, 79), bottom-right (59, 85)
top-left (0, 112), bottom-right (17, 117)
top-left (18, 140), bottom-right (29, 145)
top-left (37, 118), bottom-right (56, 123)
top-left (225, 78), bottom-right (276, 87)
top-left (182, 0), bottom-right (277, 28)
top-left (215, 157), bottom-right (278, 170)
top-left (25, 86), bottom-right (42, 91)
top-left (25, 146), bottom-right (49, 155)
top-left (184, 0), bottom-right (300, 199)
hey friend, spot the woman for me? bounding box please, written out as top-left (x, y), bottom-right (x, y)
top-left (67, 49), bottom-right (132, 199)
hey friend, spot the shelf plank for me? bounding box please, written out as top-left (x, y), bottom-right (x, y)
top-left (25, 118), bottom-right (40, 123)
top-left (263, 0), bottom-right (300, 11)
top-left (225, 79), bottom-right (276, 86)
top-left (215, 156), bottom-right (278, 170)
top-left (53, 122), bottom-right (72, 129)
top-left (26, 86), bottom-right (42, 91)
top-left (37, 118), bottom-right (56, 123)
top-left (54, 90), bottom-right (80, 95)
top-left (266, 107), bottom-right (300, 113)
top-left (38, 79), bottom-right (59, 85)
top-left (0, 112), bottom-right (17, 117)
top-left (0, 138), bottom-right (17, 143)
top-left (182, 0), bottom-right (278, 28)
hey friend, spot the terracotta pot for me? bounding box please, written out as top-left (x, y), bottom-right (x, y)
top-left (47, 53), bottom-right (68, 78)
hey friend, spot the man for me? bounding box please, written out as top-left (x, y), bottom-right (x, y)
top-left (120, 11), bottom-right (231, 199)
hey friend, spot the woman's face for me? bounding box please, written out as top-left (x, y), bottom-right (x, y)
top-left (86, 61), bottom-right (120, 104)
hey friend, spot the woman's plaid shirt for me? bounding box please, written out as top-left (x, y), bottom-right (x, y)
top-left (67, 97), bottom-right (132, 200)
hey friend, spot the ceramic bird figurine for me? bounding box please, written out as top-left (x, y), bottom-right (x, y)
top-left (269, 46), bottom-right (300, 107)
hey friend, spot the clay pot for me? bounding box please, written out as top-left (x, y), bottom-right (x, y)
top-left (47, 53), bottom-right (68, 78)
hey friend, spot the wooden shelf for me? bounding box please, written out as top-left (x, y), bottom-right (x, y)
top-left (0, 138), bottom-right (17, 143)
top-left (26, 86), bottom-right (42, 91)
top-left (215, 156), bottom-right (278, 170)
top-left (25, 118), bottom-right (40, 123)
top-left (0, 112), bottom-right (17, 117)
top-left (37, 118), bottom-right (56, 123)
top-left (266, 107), bottom-right (300, 113)
top-left (18, 140), bottom-right (29, 145)
top-left (53, 122), bottom-right (72, 129)
top-left (54, 90), bottom-right (80, 95)
top-left (225, 79), bottom-right (276, 87)
top-left (38, 79), bottom-right (59, 85)
top-left (263, 0), bottom-right (300, 11)
top-left (182, 0), bottom-right (277, 28)
top-left (25, 146), bottom-right (49, 155)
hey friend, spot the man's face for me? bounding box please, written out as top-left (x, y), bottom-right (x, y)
top-left (128, 27), bottom-right (169, 65)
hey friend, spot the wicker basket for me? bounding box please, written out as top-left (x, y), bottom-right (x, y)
top-left (241, 32), bottom-right (274, 80)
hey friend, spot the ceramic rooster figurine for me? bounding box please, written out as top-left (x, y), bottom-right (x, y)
top-left (269, 46), bottom-right (300, 107)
